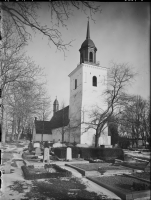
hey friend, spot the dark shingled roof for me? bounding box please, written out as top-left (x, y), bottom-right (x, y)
top-left (35, 121), bottom-right (52, 134)
top-left (80, 20), bottom-right (97, 51)
top-left (35, 106), bottom-right (69, 134)
top-left (81, 38), bottom-right (96, 49)
top-left (50, 105), bottom-right (69, 129)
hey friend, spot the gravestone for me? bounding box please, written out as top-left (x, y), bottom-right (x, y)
top-left (43, 147), bottom-right (50, 163)
top-left (34, 142), bottom-right (40, 148)
top-left (35, 147), bottom-right (41, 156)
top-left (66, 147), bottom-right (72, 161)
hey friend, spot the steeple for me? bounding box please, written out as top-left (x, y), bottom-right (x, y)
top-left (86, 18), bottom-right (90, 40)
top-left (53, 97), bottom-right (59, 115)
top-left (79, 19), bottom-right (97, 64)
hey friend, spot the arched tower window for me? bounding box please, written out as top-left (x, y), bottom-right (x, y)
top-left (75, 79), bottom-right (77, 89)
top-left (81, 54), bottom-right (84, 63)
top-left (92, 76), bottom-right (97, 87)
top-left (89, 52), bottom-right (93, 62)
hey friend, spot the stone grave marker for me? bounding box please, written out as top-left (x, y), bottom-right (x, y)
top-left (35, 147), bottom-right (41, 156)
top-left (43, 147), bottom-right (50, 163)
top-left (33, 142), bottom-right (40, 148)
top-left (66, 147), bottom-right (72, 161)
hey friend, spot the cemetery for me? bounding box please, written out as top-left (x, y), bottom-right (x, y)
top-left (87, 175), bottom-right (150, 200)
top-left (1, 140), bottom-right (150, 200)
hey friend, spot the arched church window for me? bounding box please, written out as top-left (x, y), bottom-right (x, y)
top-left (92, 76), bottom-right (97, 87)
top-left (89, 52), bottom-right (93, 62)
top-left (75, 79), bottom-right (77, 89)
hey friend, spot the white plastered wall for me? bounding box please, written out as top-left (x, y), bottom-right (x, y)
top-left (69, 63), bottom-right (110, 146)
top-left (51, 126), bottom-right (69, 143)
top-left (68, 65), bottom-right (83, 144)
top-left (80, 64), bottom-right (108, 145)
top-left (34, 134), bottom-right (52, 142)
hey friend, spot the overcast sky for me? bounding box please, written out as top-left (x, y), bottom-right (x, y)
top-left (25, 2), bottom-right (150, 111)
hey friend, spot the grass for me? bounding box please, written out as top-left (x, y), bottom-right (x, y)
top-left (22, 177), bottom-right (112, 200)
top-left (71, 163), bottom-right (112, 171)
top-left (90, 175), bottom-right (150, 193)
top-left (22, 164), bottom-right (72, 180)
top-left (132, 172), bottom-right (151, 181)
top-left (121, 162), bottom-right (148, 170)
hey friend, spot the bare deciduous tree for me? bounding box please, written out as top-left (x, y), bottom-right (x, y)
top-left (119, 95), bottom-right (150, 148)
top-left (0, 19), bottom-right (48, 142)
top-left (0, 2), bottom-right (101, 142)
top-left (7, 80), bottom-right (51, 141)
top-left (84, 62), bottom-right (136, 147)
top-left (1, 2), bottom-right (101, 52)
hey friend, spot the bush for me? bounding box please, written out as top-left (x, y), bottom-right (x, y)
top-left (54, 147), bottom-right (124, 161)
top-left (53, 147), bottom-right (66, 158)
top-left (79, 147), bottom-right (124, 161)
top-left (118, 137), bottom-right (130, 149)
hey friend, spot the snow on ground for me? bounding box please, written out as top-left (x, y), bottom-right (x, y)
top-left (1, 166), bottom-right (32, 200)
top-left (0, 141), bottom-right (32, 200)
top-left (125, 151), bottom-right (150, 160)
top-left (1, 141), bottom-right (149, 200)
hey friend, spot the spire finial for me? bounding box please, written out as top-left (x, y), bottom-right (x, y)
top-left (86, 17), bottom-right (90, 39)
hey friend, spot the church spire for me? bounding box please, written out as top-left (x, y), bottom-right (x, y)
top-left (53, 97), bottom-right (59, 115)
top-left (86, 17), bottom-right (90, 39)
top-left (79, 18), bottom-right (97, 64)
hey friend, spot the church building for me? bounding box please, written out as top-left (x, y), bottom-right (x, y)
top-left (33, 20), bottom-right (111, 146)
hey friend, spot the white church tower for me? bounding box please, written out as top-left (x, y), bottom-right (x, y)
top-left (68, 20), bottom-right (111, 146)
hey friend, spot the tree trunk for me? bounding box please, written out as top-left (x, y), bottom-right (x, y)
top-left (95, 130), bottom-right (99, 147)
top-left (95, 123), bottom-right (106, 147)
top-left (17, 127), bottom-right (24, 141)
top-left (62, 127), bottom-right (64, 143)
top-left (1, 98), bottom-right (6, 143)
